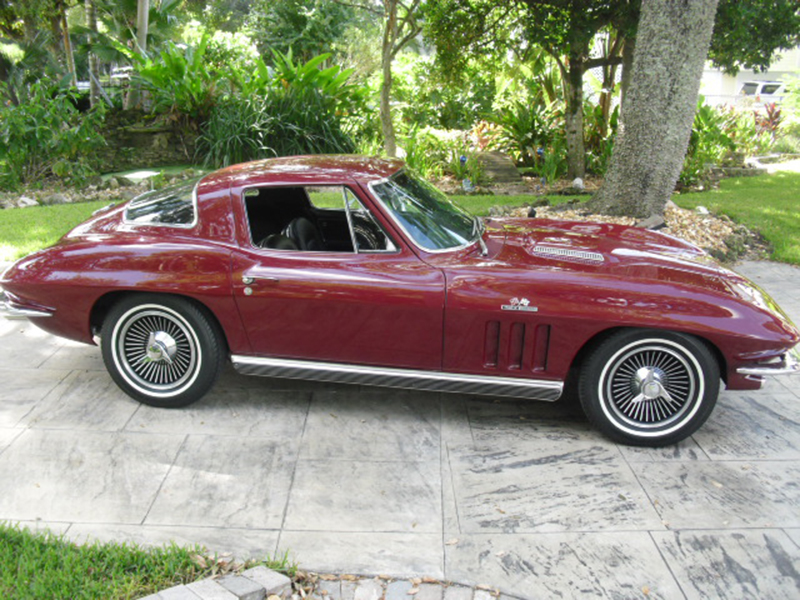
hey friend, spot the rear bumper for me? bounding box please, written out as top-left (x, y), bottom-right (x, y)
top-left (0, 291), bottom-right (55, 320)
top-left (737, 346), bottom-right (800, 377)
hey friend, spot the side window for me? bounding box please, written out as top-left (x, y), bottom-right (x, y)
top-left (243, 185), bottom-right (395, 253)
top-left (344, 188), bottom-right (396, 253)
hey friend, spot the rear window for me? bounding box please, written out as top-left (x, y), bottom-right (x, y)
top-left (124, 178), bottom-right (200, 226)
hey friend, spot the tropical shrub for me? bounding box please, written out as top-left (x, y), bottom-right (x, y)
top-left (0, 82), bottom-right (105, 190)
top-left (680, 101), bottom-right (736, 186)
top-left (491, 101), bottom-right (553, 167)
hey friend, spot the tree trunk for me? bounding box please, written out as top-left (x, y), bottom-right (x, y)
top-left (591, 0), bottom-right (720, 218)
top-left (380, 0), bottom-right (398, 158)
top-left (86, 0), bottom-right (100, 107)
top-left (563, 56), bottom-right (585, 179)
top-left (125, 0), bottom-right (150, 109)
top-left (619, 36), bottom-right (635, 112)
top-left (58, 2), bottom-right (77, 87)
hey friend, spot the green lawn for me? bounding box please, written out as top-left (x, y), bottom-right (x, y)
top-left (673, 171), bottom-right (800, 264)
top-left (0, 523), bottom-right (294, 600)
top-left (1, 172), bottom-right (797, 265)
top-left (0, 524), bottom-right (210, 600)
top-left (0, 200), bottom-right (110, 262)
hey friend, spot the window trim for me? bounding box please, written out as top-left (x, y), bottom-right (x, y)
top-left (123, 180), bottom-right (200, 229)
top-left (240, 183), bottom-right (400, 255)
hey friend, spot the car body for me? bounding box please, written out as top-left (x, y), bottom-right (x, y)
top-left (738, 80), bottom-right (786, 104)
top-left (2, 155), bottom-right (799, 446)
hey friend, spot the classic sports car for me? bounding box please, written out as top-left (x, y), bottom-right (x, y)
top-left (2, 155), bottom-right (799, 446)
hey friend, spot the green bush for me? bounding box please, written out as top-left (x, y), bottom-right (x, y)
top-left (0, 81), bottom-right (105, 191)
top-left (491, 101), bottom-right (553, 167)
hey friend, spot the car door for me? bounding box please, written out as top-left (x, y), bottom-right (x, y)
top-left (230, 183), bottom-right (446, 370)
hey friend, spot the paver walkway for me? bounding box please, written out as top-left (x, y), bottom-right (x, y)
top-left (1, 261), bottom-right (799, 599)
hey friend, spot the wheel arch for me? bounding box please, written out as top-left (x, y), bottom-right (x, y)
top-left (568, 326), bottom-right (728, 386)
top-left (90, 291), bottom-right (230, 354)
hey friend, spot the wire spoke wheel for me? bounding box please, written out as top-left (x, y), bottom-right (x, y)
top-left (102, 296), bottom-right (223, 408)
top-left (579, 330), bottom-right (719, 447)
top-left (604, 344), bottom-right (697, 429)
top-left (117, 308), bottom-right (199, 394)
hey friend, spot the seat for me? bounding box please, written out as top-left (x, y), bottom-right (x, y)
top-left (258, 234), bottom-right (299, 250)
top-left (283, 217), bottom-right (324, 251)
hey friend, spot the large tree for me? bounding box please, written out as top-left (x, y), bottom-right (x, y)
top-left (590, 0), bottom-right (719, 218)
top-left (425, 0), bottom-right (638, 179)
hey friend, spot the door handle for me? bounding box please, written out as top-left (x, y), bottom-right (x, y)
top-left (242, 275), bottom-right (279, 285)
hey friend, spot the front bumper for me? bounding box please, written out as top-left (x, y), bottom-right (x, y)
top-left (737, 346), bottom-right (800, 377)
top-left (0, 291), bottom-right (55, 320)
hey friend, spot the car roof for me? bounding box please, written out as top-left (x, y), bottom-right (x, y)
top-left (200, 155), bottom-right (405, 191)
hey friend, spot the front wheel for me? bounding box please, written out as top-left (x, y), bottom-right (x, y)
top-left (101, 295), bottom-right (224, 408)
top-left (578, 330), bottom-right (720, 447)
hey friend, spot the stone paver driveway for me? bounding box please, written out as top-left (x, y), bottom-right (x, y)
top-left (1, 261), bottom-right (799, 599)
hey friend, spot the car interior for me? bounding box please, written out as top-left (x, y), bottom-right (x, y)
top-left (244, 185), bottom-right (395, 253)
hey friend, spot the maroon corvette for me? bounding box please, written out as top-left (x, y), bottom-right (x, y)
top-left (2, 155), bottom-right (798, 446)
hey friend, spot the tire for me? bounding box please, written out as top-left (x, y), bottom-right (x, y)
top-left (578, 329), bottom-right (720, 447)
top-left (101, 295), bottom-right (224, 408)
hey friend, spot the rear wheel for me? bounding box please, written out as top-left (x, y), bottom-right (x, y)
top-left (578, 329), bottom-right (720, 446)
top-left (101, 295), bottom-right (223, 408)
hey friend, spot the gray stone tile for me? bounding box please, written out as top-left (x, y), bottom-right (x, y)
top-left (0, 429), bottom-right (183, 523)
top-left (0, 367), bottom-right (71, 427)
top-left (651, 529), bottom-right (800, 600)
top-left (283, 459), bottom-right (441, 533)
top-left (277, 531), bottom-right (443, 579)
top-left (299, 391), bottom-right (440, 461)
top-left (442, 586), bottom-right (472, 600)
top-left (0, 427), bottom-right (22, 454)
top-left (617, 437), bottom-right (708, 462)
top-left (633, 461), bottom-right (800, 529)
top-left (66, 523), bottom-right (280, 562)
top-left (21, 370), bottom-right (139, 431)
top-left (784, 528), bottom-right (800, 549)
top-left (449, 438), bottom-right (662, 533)
top-left (352, 578), bottom-right (383, 600)
top-left (0, 320), bottom-right (64, 369)
top-left (126, 389), bottom-right (311, 437)
top-left (145, 435), bottom-right (297, 529)
top-left (38, 339), bottom-right (105, 371)
top-left (692, 392), bottom-right (800, 460)
top-left (445, 532), bottom-right (681, 599)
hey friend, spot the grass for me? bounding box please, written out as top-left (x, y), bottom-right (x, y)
top-left (1, 172), bottom-right (797, 265)
top-left (0, 523), bottom-right (295, 599)
top-left (673, 171), bottom-right (800, 264)
top-left (0, 523), bottom-right (209, 599)
top-left (0, 200), bottom-right (110, 262)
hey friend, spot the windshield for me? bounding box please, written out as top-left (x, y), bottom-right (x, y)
top-left (371, 171), bottom-right (477, 251)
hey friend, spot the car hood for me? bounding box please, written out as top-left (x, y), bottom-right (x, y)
top-left (485, 217), bottom-right (735, 292)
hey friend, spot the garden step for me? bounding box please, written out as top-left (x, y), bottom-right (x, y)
top-left (475, 151), bottom-right (522, 183)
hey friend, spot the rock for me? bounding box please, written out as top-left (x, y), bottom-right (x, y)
top-left (40, 193), bottom-right (70, 206)
top-left (17, 195), bottom-right (38, 208)
top-left (695, 205), bottom-right (710, 215)
top-left (86, 175), bottom-right (104, 188)
top-left (114, 175), bottom-right (136, 187)
top-left (107, 177), bottom-right (120, 190)
top-left (636, 214), bottom-right (667, 230)
top-left (571, 177), bottom-right (585, 191)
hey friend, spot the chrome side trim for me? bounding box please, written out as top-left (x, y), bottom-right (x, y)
top-left (231, 355), bottom-right (563, 401)
top-left (0, 292), bottom-right (54, 320)
top-left (736, 347), bottom-right (800, 377)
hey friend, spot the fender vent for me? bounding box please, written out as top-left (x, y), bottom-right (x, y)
top-left (483, 321), bottom-right (551, 372)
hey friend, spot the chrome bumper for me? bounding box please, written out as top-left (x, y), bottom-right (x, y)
top-left (737, 346), bottom-right (800, 377)
top-left (0, 291), bottom-right (54, 320)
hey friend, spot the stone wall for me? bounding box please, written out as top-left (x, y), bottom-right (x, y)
top-left (96, 110), bottom-right (199, 173)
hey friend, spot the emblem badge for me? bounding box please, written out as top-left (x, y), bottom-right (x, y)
top-left (501, 297), bottom-right (538, 312)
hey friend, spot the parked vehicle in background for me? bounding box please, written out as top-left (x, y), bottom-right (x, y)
top-left (738, 81), bottom-right (786, 104)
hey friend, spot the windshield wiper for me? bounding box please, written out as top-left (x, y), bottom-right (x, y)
top-left (474, 216), bottom-right (488, 256)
